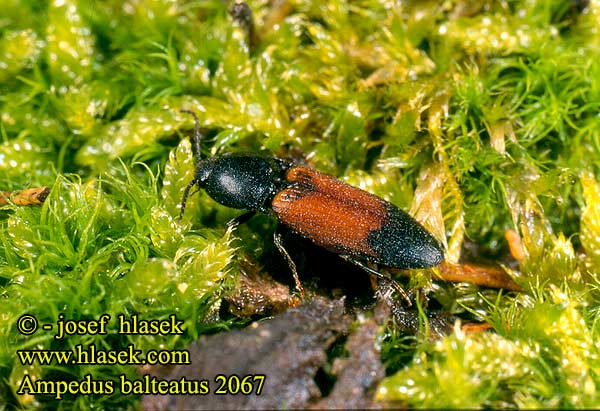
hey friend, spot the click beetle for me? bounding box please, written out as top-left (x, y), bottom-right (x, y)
top-left (179, 110), bottom-right (444, 297)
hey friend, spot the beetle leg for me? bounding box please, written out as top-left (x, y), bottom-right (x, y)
top-left (273, 231), bottom-right (305, 298)
top-left (226, 211), bottom-right (256, 227)
top-left (340, 256), bottom-right (411, 307)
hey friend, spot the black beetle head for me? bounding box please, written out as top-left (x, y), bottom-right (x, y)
top-left (194, 157), bottom-right (217, 186)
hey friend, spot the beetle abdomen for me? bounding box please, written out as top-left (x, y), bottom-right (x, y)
top-left (272, 167), bottom-right (444, 269)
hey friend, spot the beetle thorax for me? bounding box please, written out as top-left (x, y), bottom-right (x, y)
top-left (196, 154), bottom-right (282, 212)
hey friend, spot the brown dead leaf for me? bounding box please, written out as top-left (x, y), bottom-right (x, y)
top-left (142, 297), bottom-right (350, 410)
top-left (0, 187), bottom-right (50, 206)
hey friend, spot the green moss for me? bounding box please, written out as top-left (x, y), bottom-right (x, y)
top-left (2, 0), bottom-right (600, 408)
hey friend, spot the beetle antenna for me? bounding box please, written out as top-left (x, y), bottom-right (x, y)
top-left (179, 178), bottom-right (198, 221)
top-left (229, 2), bottom-right (257, 49)
top-left (180, 109), bottom-right (203, 160)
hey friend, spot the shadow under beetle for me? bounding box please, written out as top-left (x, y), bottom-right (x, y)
top-left (179, 110), bottom-right (444, 297)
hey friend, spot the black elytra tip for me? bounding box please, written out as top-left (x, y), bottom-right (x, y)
top-left (367, 206), bottom-right (444, 269)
